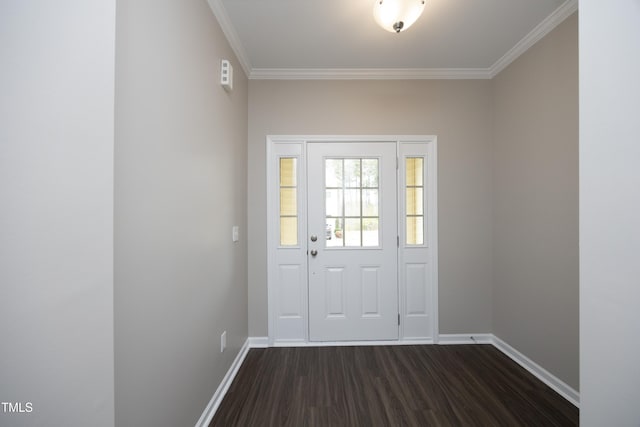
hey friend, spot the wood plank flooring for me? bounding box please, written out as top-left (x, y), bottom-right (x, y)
top-left (210, 345), bottom-right (578, 426)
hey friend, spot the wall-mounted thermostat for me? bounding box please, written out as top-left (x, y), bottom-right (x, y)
top-left (220, 59), bottom-right (233, 91)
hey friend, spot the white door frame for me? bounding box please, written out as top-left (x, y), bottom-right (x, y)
top-left (266, 135), bottom-right (438, 346)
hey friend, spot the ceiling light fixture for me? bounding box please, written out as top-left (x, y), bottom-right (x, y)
top-left (373, 0), bottom-right (426, 33)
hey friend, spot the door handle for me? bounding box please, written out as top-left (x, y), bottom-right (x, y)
top-left (310, 249), bottom-right (318, 257)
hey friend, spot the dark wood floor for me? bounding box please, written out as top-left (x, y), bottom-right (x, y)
top-left (211, 345), bottom-right (578, 426)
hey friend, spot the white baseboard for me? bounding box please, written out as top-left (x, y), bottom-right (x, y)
top-left (248, 336), bottom-right (269, 348)
top-left (438, 333), bottom-right (579, 407)
top-left (196, 333), bottom-right (579, 425)
top-left (492, 335), bottom-right (580, 407)
top-left (195, 338), bottom-right (250, 427)
top-left (438, 333), bottom-right (493, 344)
top-left (271, 338), bottom-right (435, 347)
top-left (393, 338), bottom-right (436, 345)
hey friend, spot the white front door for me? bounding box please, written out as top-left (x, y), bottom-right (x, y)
top-left (307, 142), bottom-right (398, 341)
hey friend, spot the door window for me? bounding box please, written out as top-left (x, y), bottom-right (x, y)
top-left (325, 158), bottom-right (379, 248)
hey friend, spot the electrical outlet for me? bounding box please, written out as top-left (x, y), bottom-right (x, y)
top-left (221, 331), bottom-right (226, 353)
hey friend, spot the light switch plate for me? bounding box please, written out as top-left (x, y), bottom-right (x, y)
top-left (232, 226), bottom-right (239, 242)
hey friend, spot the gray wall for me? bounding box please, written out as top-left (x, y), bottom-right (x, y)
top-left (0, 2), bottom-right (584, 424)
top-left (0, 1), bottom-right (116, 426)
top-left (248, 16), bottom-right (580, 393)
top-left (114, 1), bottom-right (248, 426)
top-left (492, 14), bottom-right (578, 390)
top-left (580, 3), bottom-right (640, 425)
top-left (248, 80), bottom-right (494, 336)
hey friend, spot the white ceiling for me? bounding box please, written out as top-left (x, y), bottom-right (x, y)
top-left (211, 0), bottom-right (577, 79)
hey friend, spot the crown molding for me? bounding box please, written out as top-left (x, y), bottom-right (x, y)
top-left (208, 0), bottom-right (577, 81)
top-left (249, 68), bottom-right (492, 80)
top-left (206, 0), bottom-right (252, 77)
top-left (489, 0), bottom-right (578, 78)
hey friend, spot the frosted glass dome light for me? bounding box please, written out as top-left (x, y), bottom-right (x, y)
top-left (373, 0), bottom-right (426, 33)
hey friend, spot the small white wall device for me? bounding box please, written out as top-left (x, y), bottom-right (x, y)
top-left (220, 59), bottom-right (233, 91)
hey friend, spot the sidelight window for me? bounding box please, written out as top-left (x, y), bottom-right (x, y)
top-left (279, 157), bottom-right (298, 246)
top-left (405, 157), bottom-right (424, 245)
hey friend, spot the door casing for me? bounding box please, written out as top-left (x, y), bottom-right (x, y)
top-left (266, 135), bottom-right (438, 346)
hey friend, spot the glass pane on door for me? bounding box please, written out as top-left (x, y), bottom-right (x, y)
top-left (325, 158), bottom-right (380, 248)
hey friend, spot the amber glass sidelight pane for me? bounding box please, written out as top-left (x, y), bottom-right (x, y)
top-left (405, 157), bottom-right (424, 246)
top-left (406, 157), bottom-right (423, 187)
top-left (280, 188), bottom-right (297, 216)
top-left (406, 217), bottom-right (424, 245)
top-left (406, 188), bottom-right (423, 216)
top-left (280, 158), bottom-right (297, 187)
top-left (280, 157), bottom-right (298, 246)
top-left (280, 217), bottom-right (298, 246)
